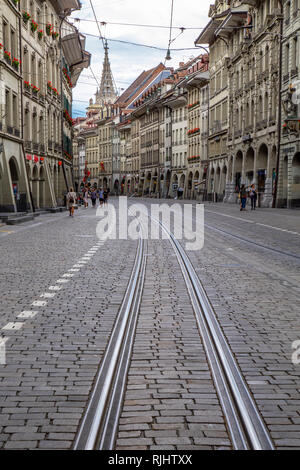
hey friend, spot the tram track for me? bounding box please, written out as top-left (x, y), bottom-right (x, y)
top-left (73, 235), bottom-right (147, 450)
top-left (73, 203), bottom-right (275, 451)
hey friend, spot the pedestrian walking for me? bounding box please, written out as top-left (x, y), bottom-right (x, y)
top-left (67, 187), bottom-right (77, 217)
top-left (178, 186), bottom-right (184, 199)
top-left (83, 189), bottom-right (89, 208)
top-left (249, 184), bottom-right (257, 210)
top-left (239, 184), bottom-right (248, 211)
top-left (91, 189), bottom-right (97, 208)
top-left (99, 188), bottom-right (104, 207)
top-left (103, 188), bottom-right (108, 205)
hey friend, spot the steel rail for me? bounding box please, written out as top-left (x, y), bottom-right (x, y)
top-left (205, 223), bottom-right (300, 260)
top-left (73, 232), bottom-right (146, 450)
top-left (152, 215), bottom-right (274, 450)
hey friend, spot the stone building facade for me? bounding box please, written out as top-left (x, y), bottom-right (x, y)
top-left (277, 0), bottom-right (300, 207)
top-left (0, 0), bottom-right (90, 213)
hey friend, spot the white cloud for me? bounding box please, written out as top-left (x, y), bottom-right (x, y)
top-left (71, 0), bottom-right (211, 116)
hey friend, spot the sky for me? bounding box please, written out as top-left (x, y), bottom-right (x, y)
top-left (69, 0), bottom-right (211, 118)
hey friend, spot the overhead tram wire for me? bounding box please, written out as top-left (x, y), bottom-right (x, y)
top-left (88, 0), bottom-right (119, 97)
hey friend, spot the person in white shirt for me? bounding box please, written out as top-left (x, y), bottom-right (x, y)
top-left (67, 187), bottom-right (77, 217)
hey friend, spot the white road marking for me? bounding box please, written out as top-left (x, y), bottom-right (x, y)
top-left (49, 286), bottom-right (62, 291)
top-left (18, 311), bottom-right (38, 319)
top-left (32, 300), bottom-right (47, 307)
top-left (2, 322), bottom-right (24, 331)
top-left (57, 279), bottom-right (69, 283)
top-left (0, 337), bottom-right (8, 364)
top-left (62, 273), bottom-right (74, 278)
top-left (205, 210), bottom-right (300, 236)
top-left (69, 268), bottom-right (80, 272)
top-left (40, 293), bottom-right (56, 298)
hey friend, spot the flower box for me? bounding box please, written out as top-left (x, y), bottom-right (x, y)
top-left (52, 32), bottom-right (59, 40)
top-left (4, 50), bottom-right (11, 64)
top-left (31, 84), bottom-right (40, 94)
top-left (62, 68), bottom-right (73, 88)
top-left (31, 20), bottom-right (38, 32)
top-left (22, 11), bottom-right (31, 23)
top-left (38, 30), bottom-right (44, 40)
top-left (12, 57), bottom-right (20, 70)
top-left (46, 24), bottom-right (52, 36)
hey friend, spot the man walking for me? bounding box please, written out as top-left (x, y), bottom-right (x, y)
top-left (249, 184), bottom-right (257, 210)
top-left (91, 189), bottom-right (97, 208)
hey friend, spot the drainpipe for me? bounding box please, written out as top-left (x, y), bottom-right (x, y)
top-left (18, 6), bottom-right (34, 212)
top-left (273, 1), bottom-right (283, 208)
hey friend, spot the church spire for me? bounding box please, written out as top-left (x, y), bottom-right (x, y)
top-left (95, 41), bottom-right (118, 106)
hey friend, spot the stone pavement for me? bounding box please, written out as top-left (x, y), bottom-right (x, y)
top-left (0, 205), bottom-right (138, 449)
top-left (137, 199), bottom-right (300, 449)
top-left (115, 237), bottom-right (231, 451)
top-left (0, 199), bottom-right (299, 450)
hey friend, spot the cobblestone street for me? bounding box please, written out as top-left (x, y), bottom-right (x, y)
top-left (0, 199), bottom-right (299, 450)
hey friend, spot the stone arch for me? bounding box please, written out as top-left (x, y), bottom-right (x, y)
top-left (32, 165), bottom-right (39, 209)
top-left (39, 165), bottom-right (45, 208)
top-left (245, 147), bottom-right (255, 185)
top-left (281, 155), bottom-right (288, 204)
top-left (9, 157), bottom-right (19, 183)
top-left (220, 165), bottom-right (227, 197)
top-left (292, 153), bottom-right (300, 206)
top-left (257, 144), bottom-right (268, 192)
top-left (234, 151), bottom-right (243, 189)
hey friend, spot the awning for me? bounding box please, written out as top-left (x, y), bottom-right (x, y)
top-left (195, 18), bottom-right (221, 45)
top-left (62, 33), bottom-right (84, 68)
top-left (185, 71), bottom-right (209, 87)
top-left (215, 9), bottom-right (249, 37)
top-left (54, 0), bottom-right (81, 12)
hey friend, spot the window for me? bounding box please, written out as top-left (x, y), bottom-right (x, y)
top-left (10, 28), bottom-right (16, 59)
top-left (285, 43), bottom-right (290, 73)
top-left (3, 20), bottom-right (9, 50)
top-left (12, 94), bottom-right (18, 129)
top-left (5, 89), bottom-right (11, 128)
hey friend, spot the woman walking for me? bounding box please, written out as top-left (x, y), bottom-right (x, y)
top-left (239, 184), bottom-right (248, 211)
top-left (91, 189), bottom-right (97, 208)
top-left (99, 188), bottom-right (104, 207)
top-left (83, 189), bottom-right (89, 208)
top-left (67, 187), bottom-right (77, 217)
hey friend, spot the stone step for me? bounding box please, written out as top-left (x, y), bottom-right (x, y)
top-left (0, 212), bottom-right (28, 222)
top-left (6, 215), bottom-right (35, 225)
top-left (46, 207), bottom-right (67, 213)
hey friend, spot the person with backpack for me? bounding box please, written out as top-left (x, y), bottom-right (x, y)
top-left (67, 187), bottom-right (77, 217)
top-left (249, 184), bottom-right (257, 210)
top-left (239, 184), bottom-right (248, 211)
top-left (99, 188), bottom-right (104, 207)
top-left (91, 189), bottom-right (97, 208)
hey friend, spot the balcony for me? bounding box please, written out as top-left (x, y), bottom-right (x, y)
top-left (234, 130), bottom-right (242, 139)
top-left (256, 119), bottom-right (268, 131)
top-left (25, 141), bottom-right (32, 151)
top-left (283, 73), bottom-right (290, 83)
top-left (291, 67), bottom-right (298, 78)
top-left (244, 125), bottom-right (254, 134)
top-left (33, 142), bottom-right (39, 153)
